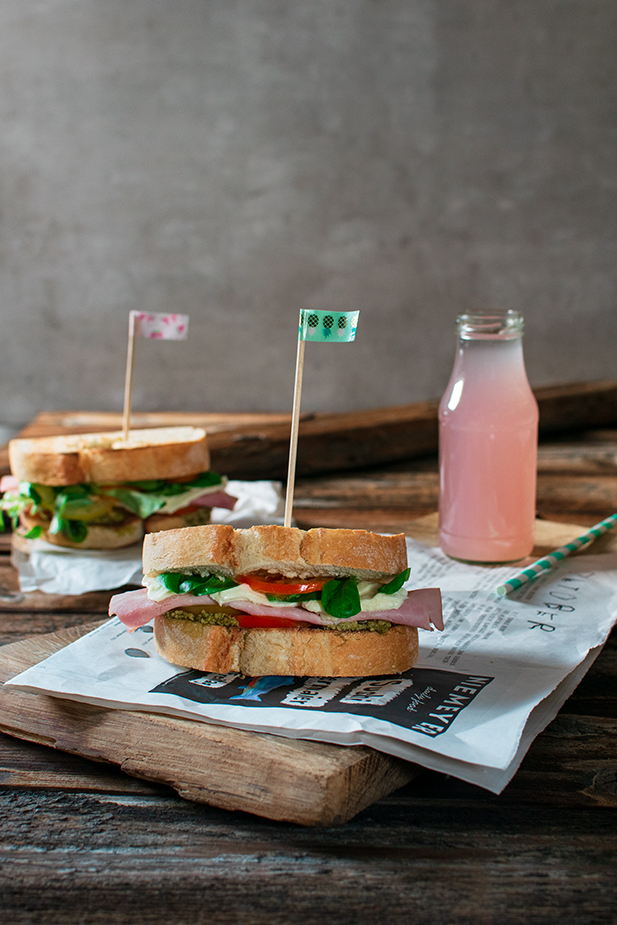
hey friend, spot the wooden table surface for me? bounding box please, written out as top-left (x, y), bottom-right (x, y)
top-left (1, 392), bottom-right (617, 924)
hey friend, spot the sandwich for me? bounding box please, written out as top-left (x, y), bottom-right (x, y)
top-left (109, 523), bottom-right (443, 677)
top-left (0, 427), bottom-right (236, 550)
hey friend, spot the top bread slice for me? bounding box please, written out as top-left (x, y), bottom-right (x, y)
top-left (8, 426), bottom-right (210, 486)
top-left (143, 523), bottom-right (408, 581)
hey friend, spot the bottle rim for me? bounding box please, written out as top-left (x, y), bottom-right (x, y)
top-left (456, 309), bottom-right (524, 340)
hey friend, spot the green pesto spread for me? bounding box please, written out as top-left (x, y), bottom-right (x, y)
top-left (167, 609), bottom-right (240, 627)
top-left (165, 609), bottom-right (393, 634)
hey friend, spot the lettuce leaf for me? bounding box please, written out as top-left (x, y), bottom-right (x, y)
top-left (97, 471), bottom-right (224, 518)
top-left (102, 487), bottom-right (166, 519)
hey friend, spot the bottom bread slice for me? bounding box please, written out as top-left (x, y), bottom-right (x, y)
top-left (154, 614), bottom-right (419, 677)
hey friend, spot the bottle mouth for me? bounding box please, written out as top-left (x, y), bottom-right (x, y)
top-left (457, 310), bottom-right (524, 340)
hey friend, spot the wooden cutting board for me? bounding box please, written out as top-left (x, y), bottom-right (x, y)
top-left (0, 625), bottom-right (420, 827)
top-left (0, 514), bottom-right (609, 827)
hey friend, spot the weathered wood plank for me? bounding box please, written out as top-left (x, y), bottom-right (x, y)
top-left (0, 611), bottom-right (105, 646)
top-left (8, 380), bottom-right (617, 479)
top-left (0, 731), bottom-right (167, 796)
top-left (293, 463), bottom-right (617, 519)
top-left (0, 785), bottom-right (615, 925)
top-left (0, 625), bottom-right (420, 826)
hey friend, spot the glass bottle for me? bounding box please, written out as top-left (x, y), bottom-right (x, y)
top-left (438, 310), bottom-right (539, 562)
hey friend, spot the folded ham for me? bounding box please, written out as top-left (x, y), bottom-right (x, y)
top-left (190, 489), bottom-right (236, 510)
top-left (109, 586), bottom-right (443, 632)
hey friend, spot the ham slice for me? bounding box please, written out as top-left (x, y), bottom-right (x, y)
top-left (191, 489), bottom-right (237, 511)
top-left (230, 588), bottom-right (443, 631)
top-left (109, 588), bottom-right (216, 629)
top-left (110, 586), bottom-right (443, 632)
top-left (0, 475), bottom-right (19, 493)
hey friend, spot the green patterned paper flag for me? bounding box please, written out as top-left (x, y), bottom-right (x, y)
top-left (299, 309), bottom-right (359, 343)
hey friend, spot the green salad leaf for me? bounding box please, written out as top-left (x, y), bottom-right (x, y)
top-left (1, 472), bottom-right (223, 542)
top-left (102, 487), bottom-right (165, 519)
top-left (266, 590), bottom-right (321, 603)
top-left (157, 571), bottom-right (238, 596)
top-left (100, 471), bottom-right (224, 518)
top-left (380, 567), bottom-right (411, 594)
top-left (320, 577), bottom-right (362, 619)
top-left (49, 512), bottom-right (88, 543)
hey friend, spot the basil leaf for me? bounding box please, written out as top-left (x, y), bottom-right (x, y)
top-left (24, 525), bottom-right (44, 540)
top-left (157, 572), bottom-right (237, 596)
top-left (380, 568), bottom-right (411, 595)
top-left (198, 574), bottom-right (237, 593)
top-left (266, 591), bottom-right (321, 603)
top-left (157, 572), bottom-right (185, 594)
top-left (320, 577), bottom-right (362, 619)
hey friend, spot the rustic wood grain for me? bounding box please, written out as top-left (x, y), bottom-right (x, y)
top-left (292, 461), bottom-right (617, 521)
top-left (0, 780), bottom-right (616, 925)
top-left (7, 380), bottom-right (617, 479)
top-left (0, 625), bottom-right (420, 827)
top-left (0, 731), bottom-right (167, 796)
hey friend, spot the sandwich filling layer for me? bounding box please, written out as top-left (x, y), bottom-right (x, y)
top-left (110, 583), bottom-right (443, 632)
top-left (109, 524), bottom-right (443, 637)
top-left (1, 472), bottom-right (235, 544)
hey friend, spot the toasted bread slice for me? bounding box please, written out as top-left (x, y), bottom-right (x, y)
top-left (143, 523), bottom-right (408, 582)
top-left (9, 426), bottom-right (209, 486)
top-left (154, 615), bottom-right (418, 676)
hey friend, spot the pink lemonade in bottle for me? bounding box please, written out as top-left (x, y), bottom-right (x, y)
top-left (438, 311), bottom-right (539, 562)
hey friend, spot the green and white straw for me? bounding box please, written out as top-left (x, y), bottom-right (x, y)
top-left (496, 513), bottom-right (617, 596)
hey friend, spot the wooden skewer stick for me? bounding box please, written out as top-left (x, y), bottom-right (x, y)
top-left (284, 337), bottom-right (306, 528)
top-left (122, 311), bottom-right (137, 443)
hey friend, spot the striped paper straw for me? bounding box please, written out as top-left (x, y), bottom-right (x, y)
top-left (496, 513), bottom-right (617, 596)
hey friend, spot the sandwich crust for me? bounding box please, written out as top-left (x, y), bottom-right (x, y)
top-left (154, 614), bottom-right (419, 677)
top-left (8, 426), bottom-right (210, 486)
top-left (143, 523), bottom-right (407, 581)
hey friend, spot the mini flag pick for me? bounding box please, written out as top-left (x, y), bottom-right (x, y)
top-left (299, 309), bottom-right (359, 343)
top-left (132, 312), bottom-right (189, 340)
top-left (122, 311), bottom-right (191, 441)
top-left (284, 310), bottom-right (360, 527)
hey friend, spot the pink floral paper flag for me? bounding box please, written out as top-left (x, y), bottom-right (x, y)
top-left (131, 311), bottom-right (189, 340)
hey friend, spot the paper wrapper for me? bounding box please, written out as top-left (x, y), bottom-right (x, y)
top-left (10, 480), bottom-right (285, 596)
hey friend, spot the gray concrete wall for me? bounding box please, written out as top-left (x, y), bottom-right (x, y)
top-left (0, 0), bottom-right (615, 427)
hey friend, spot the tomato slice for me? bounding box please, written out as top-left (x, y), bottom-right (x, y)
top-left (235, 613), bottom-right (300, 629)
top-left (236, 574), bottom-right (327, 595)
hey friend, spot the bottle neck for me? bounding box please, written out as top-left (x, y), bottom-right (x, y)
top-left (456, 310), bottom-right (524, 341)
top-left (454, 334), bottom-right (526, 378)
